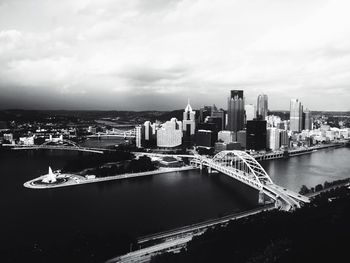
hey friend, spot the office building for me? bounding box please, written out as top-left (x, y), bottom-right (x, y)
top-left (267, 127), bottom-right (280, 151)
top-left (183, 100), bottom-right (196, 135)
top-left (157, 118), bottom-right (183, 148)
top-left (135, 126), bottom-right (142, 148)
top-left (304, 108), bottom-right (312, 130)
top-left (218, 130), bottom-right (235, 144)
top-left (141, 121), bottom-right (157, 147)
top-left (257, 94), bottom-right (268, 120)
top-left (211, 109), bottom-right (226, 130)
top-left (280, 130), bottom-right (289, 147)
top-left (182, 100), bottom-right (196, 146)
top-left (199, 105), bottom-right (213, 123)
top-left (206, 116), bottom-right (223, 132)
top-left (227, 90), bottom-right (244, 132)
top-left (195, 130), bottom-right (217, 148)
top-left (236, 130), bottom-right (246, 149)
top-left (245, 104), bottom-right (256, 122)
top-left (246, 120), bottom-right (267, 151)
top-left (290, 99), bottom-right (303, 132)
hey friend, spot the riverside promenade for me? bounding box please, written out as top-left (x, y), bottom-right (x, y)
top-left (24, 166), bottom-right (196, 189)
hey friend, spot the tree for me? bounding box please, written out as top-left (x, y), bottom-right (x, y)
top-left (315, 184), bottom-right (323, 192)
top-left (299, 185), bottom-right (310, 195)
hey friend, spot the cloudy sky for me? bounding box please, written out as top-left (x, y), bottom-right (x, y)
top-left (0, 0), bottom-right (350, 111)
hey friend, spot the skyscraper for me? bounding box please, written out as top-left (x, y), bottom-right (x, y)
top-left (246, 120), bottom-right (267, 151)
top-left (267, 127), bottom-right (280, 151)
top-left (304, 108), bottom-right (312, 130)
top-left (182, 100), bottom-right (196, 136)
top-left (227, 90), bottom-right (244, 132)
top-left (211, 109), bottom-right (226, 130)
top-left (257, 94), bottom-right (268, 120)
top-left (245, 104), bottom-right (256, 122)
top-left (290, 98), bottom-right (303, 132)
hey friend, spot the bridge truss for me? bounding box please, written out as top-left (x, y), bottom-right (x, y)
top-left (191, 150), bottom-right (310, 211)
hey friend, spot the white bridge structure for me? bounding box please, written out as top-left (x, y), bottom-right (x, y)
top-left (12, 139), bottom-right (106, 154)
top-left (87, 129), bottom-right (136, 139)
top-left (190, 150), bottom-right (310, 211)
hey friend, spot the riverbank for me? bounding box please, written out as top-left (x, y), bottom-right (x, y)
top-left (148, 183), bottom-right (350, 263)
top-left (106, 204), bottom-right (276, 263)
top-left (23, 166), bottom-right (196, 189)
top-left (252, 141), bottom-right (347, 161)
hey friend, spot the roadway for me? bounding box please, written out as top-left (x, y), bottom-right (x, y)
top-left (137, 204), bottom-right (275, 245)
top-left (105, 236), bottom-right (192, 263)
top-left (106, 204), bottom-right (275, 263)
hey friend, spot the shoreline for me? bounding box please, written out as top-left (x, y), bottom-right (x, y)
top-left (23, 166), bottom-right (196, 189)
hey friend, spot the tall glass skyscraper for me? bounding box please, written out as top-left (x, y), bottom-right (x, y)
top-left (290, 98), bottom-right (303, 132)
top-left (227, 90), bottom-right (244, 132)
top-left (257, 94), bottom-right (268, 120)
top-left (304, 108), bottom-right (312, 130)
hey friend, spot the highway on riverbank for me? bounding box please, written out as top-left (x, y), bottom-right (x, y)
top-left (106, 204), bottom-right (276, 263)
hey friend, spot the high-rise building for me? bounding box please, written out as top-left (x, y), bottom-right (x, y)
top-left (157, 118), bottom-right (183, 148)
top-left (182, 100), bottom-right (196, 136)
top-left (199, 106), bottom-right (213, 123)
top-left (195, 130), bottom-right (217, 148)
top-left (245, 104), bottom-right (256, 122)
top-left (246, 120), bottom-right (267, 151)
top-left (141, 121), bottom-right (157, 147)
top-left (135, 126), bottom-right (142, 148)
top-left (227, 90), bottom-right (244, 132)
top-left (304, 108), bottom-right (312, 130)
top-left (236, 130), bottom-right (246, 149)
top-left (257, 94), bottom-right (268, 120)
top-left (280, 130), bottom-right (289, 147)
top-left (290, 99), bottom-right (303, 132)
top-left (267, 127), bottom-right (280, 151)
top-left (211, 109), bottom-right (225, 130)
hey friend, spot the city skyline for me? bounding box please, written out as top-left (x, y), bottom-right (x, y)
top-left (1, 0), bottom-right (350, 111)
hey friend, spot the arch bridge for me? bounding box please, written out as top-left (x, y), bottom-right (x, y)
top-left (191, 150), bottom-right (310, 211)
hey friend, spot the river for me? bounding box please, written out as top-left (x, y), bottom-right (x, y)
top-left (1, 147), bottom-right (350, 262)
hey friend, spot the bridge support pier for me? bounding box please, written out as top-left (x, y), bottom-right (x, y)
top-left (207, 167), bottom-right (212, 173)
top-left (258, 190), bottom-right (266, 205)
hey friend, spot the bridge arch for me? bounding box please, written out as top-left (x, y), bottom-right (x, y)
top-left (211, 150), bottom-right (273, 187)
top-left (196, 150), bottom-right (309, 211)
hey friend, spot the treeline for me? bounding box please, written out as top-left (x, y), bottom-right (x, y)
top-left (151, 186), bottom-right (350, 263)
top-left (62, 152), bottom-right (157, 178)
top-left (299, 178), bottom-right (350, 194)
top-left (62, 151), bottom-right (133, 173)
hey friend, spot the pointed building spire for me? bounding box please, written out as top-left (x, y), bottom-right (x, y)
top-left (185, 98), bottom-right (192, 112)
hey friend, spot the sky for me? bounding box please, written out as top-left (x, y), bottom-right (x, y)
top-left (0, 0), bottom-right (350, 111)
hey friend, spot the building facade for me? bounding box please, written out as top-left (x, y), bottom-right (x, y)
top-left (218, 130), bottom-right (235, 144)
top-left (182, 101), bottom-right (196, 135)
top-left (257, 94), bottom-right (268, 120)
top-left (267, 127), bottom-right (280, 151)
top-left (304, 108), bottom-right (312, 130)
top-left (246, 120), bottom-right (267, 151)
top-left (290, 98), bottom-right (303, 132)
top-left (245, 104), bottom-right (256, 122)
top-left (227, 90), bottom-right (244, 132)
top-left (157, 118), bottom-right (183, 148)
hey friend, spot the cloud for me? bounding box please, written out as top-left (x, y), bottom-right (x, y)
top-left (0, 0), bottom-right (349, 110)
